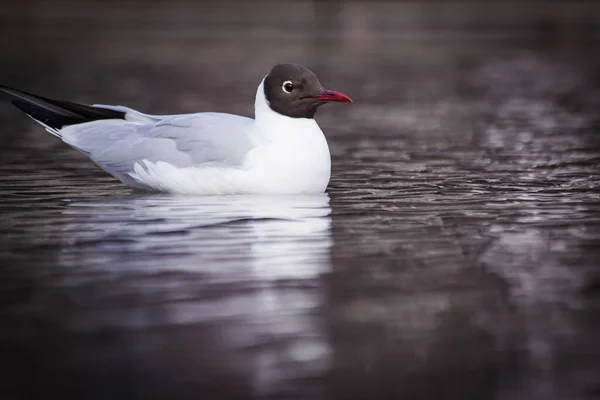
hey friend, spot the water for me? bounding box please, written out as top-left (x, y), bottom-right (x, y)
top-left (1, 1), bottom-right (599, 399)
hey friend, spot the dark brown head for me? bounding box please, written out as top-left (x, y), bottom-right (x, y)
top-left (263, 63), bottom-right (352, 119)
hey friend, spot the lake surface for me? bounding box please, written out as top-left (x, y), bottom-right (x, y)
top-left (1, 1), bottom-right (599, 399)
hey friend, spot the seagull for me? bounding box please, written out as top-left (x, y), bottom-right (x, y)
top-left (0, 63), bottom-right (352, 195)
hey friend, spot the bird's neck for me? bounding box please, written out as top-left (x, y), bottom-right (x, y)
top-left (254, 79), bottom-right (320, 142)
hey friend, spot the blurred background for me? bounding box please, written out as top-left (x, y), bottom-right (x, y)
top-left (0, 1), bottom-right (599, 399)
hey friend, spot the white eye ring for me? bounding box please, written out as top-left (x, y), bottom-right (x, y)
top-left (282, 80), bottom-right (294, 93)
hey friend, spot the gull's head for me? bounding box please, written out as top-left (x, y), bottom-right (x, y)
top-left (261, 63), bottom-right (352, 119)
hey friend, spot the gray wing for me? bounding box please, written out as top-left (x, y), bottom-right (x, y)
top-left (61, 112), bottom-right (256, 181)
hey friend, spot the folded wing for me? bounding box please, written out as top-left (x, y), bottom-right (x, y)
top-left (61, 112), bottom-right (257, 185)
top-left (0, 85), bottom-right (257, 189)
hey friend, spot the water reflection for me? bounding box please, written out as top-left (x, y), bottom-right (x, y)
top-left (32, 194), bottom-right (332, 398)
top-left (60, 193), bottom-right (332, 276)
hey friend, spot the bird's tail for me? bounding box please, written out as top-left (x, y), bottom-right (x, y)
top-left (0, 85), bottom-right (125, 137)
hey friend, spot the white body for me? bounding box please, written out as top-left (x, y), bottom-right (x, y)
top-left (48, 79), bottom-right (331, 195)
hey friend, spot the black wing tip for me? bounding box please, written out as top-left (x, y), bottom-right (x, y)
top-left (11, 99), bottom-right (84, 129)
top-left (2, 85), bottom-right (127, 130)
top-left (11, 99), bottom-right (32, 113)
top-left (0, 84), bottom-right (40, 99)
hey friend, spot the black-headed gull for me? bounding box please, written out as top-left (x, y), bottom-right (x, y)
top-left (0, 63), bottom-right (352, 194)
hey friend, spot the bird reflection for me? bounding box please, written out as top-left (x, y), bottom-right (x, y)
top-left (53, 193), bottom-right (333, 398)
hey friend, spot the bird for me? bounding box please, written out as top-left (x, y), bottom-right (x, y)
top-left (0, 63), bottom-right (352, 195)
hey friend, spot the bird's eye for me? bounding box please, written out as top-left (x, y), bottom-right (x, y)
top-left (282, 81), bottom-right (294, 93)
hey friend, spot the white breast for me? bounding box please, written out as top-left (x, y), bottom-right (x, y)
top-left (245, 80), bottom-right (332, 194)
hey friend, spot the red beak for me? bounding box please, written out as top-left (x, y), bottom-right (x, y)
top-left (315, 89), bottom-right (353, 103)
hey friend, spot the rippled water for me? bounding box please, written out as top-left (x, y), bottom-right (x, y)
top-left (1, 2), bottom-right (600, 399)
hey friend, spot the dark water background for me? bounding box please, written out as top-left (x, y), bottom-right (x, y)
top-left (1, 1), bottom-right (599, 399)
